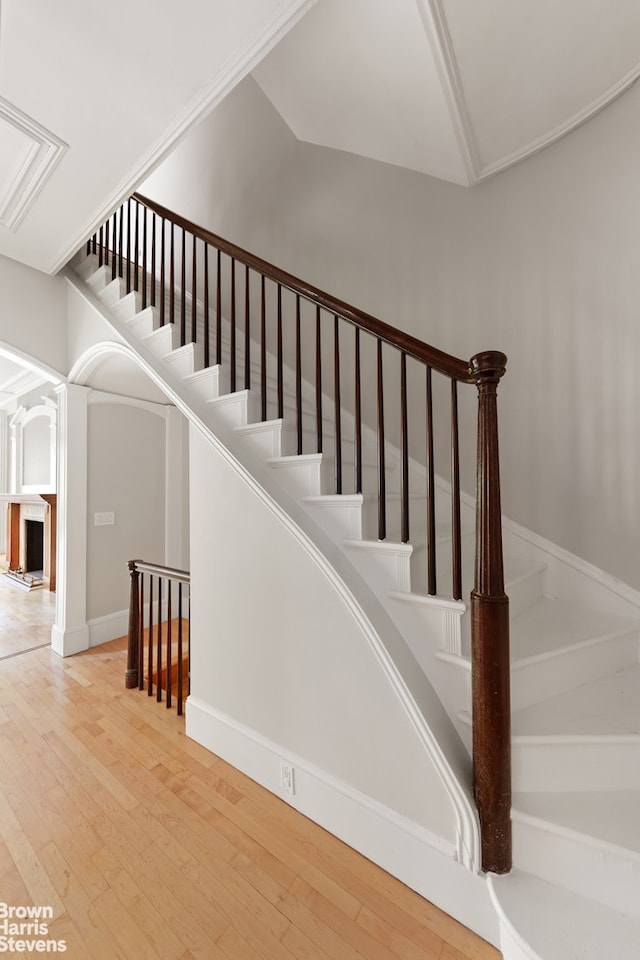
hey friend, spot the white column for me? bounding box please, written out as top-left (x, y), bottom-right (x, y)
top-left (8, 408), bottom-right (23, 494)
top-left (45, 396), bottom-right (57, 491)
top-left (164, 406), bottom-right (189, 570)
top-left (0, 412), bottom-right (8, 553)
top-left (51, 383), bottom-right (90, 657)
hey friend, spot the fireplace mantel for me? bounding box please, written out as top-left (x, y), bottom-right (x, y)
top-left (1, 493), bottom-right (56, 591)
top-left (0, 494), bottom-right (56, 504)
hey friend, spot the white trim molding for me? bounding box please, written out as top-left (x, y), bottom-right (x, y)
top-left (51, 382), bottom-right (90, 658)
top-left (186, 696), bottom-right (498, 946)
top-left (415, 1), bottom-right (640, 186)
top-left (49, 0), bottom-right (322, 274)
top-left (415, 0), bottom-right (481, 186)
top-left (476, 62), bottom-right (640, 183)
top-left (10, 398), bottom-right (57, 494)
top-left (0, 97), bottom-right (68, 232)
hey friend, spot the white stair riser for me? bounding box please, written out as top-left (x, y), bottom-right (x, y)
top-left (75, 253), bottom-right (99, 281)
top-left (207, 390), bottom-right (259, 430)
top-left (301, 496), bottom-right (364, 541)
top-left (184, 366), bottom-right (227, 402)
top-left (513, 816), bottom-right (640, 920)
top-left (508, 569), bottom-right (546, 619)
top-left (513, 739), bottom-right (640, 792)
top-left (267, 455), bottom-right (325, 498)
top-left (235, 420), bottom-right (295, 459)
top-left (164, 342), bottom-right (204, 378)
top-left (512, 630), bottom-right (640, 711)
top-left (127, 306), bottom-right (159, 339)
top-left (98, 276), bottom-right (127, 308)
top-left (112, 290), bottom-right (142, 322)
top-left (342, 540), bottom-right (412, 593)
top-left (86, 264), bottom-right (112, 293)
top-left (143, 323), bottom-right (182, 358)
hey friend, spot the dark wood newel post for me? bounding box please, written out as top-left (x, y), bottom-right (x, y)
top-left (469, 350), bottom-right (511, 874)
top-left (126, 560), bottom-right (140, 689)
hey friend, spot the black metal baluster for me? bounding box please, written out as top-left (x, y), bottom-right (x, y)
top-left (377, 339), bottom-right (386, 540)
top-left (147, 575), bottom-right (154, 696)
top-left (244, 265), bottom-right (251, 390)
top-left (296, 295), bottom-right (302, 454)
top-left (354, 327), bottom-right (362, 493)
top-left (334, 316), bottom-right (342, 494)
top-left (181, 227), bottom-right (186, 346)
top-left (133, 200), bottom-right (139, 292)
top-left (191, 234), bottom-right (197, 344)
top-left (151, 212), bottom-right (156, 308)
top-left (156, 578), bottom-right (163, 702)
top-left (126, 198), bottom-right (131, 292)
top-left (230, 258), bottom-right (236, 391)
top-left (277, 285), bottom-right (283, 419)
top-left (400, 352), bottom-right (409, 544)
top-left (261, 276), bottom-right (267, 421)
top-left (451, 379), bottom-right (462, 600)
top-left (216, 249), bottom-right (222, 366)
top-left (316, 306), bottom-right (323, 454)
top-left (203, 242), bottom-right (210, 368)
top-left (426, 366), bottom-right (437, 595)
top-left (170, 222), bottom-right (175, 327)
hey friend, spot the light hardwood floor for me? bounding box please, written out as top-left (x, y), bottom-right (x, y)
top-left (0, 559), bottom-right (56, 658)
top-left (0, 610), bottom-right (501, 958)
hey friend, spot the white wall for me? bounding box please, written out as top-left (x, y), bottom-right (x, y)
top-left (0, 255), bottom-right (67, 375)
top-left (86, 401), bottom-right (166, 620)
top-left (186, 425), bottom-right (500, 938)
top-left (146, 73), bottom-right (640, 590)
top-left (140, 76), bottom-right (297, 247)
top-left (22, 414), bottom-right (52, 487)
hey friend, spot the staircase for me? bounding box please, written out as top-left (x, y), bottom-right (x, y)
top-left (71, 203), bottom-right (640, 959)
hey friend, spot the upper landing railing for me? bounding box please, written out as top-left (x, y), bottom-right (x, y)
top-left (90, 194), bottom-right (510, 873)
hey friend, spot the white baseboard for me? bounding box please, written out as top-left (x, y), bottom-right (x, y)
top-left (87, 608), bottom-right (129, 647)
top-left (51, 622), bottom-right (89, 657)
top-left (186, 695), bottom-right (499, 947)
top-left (87, 599), bottom-right (175, 648)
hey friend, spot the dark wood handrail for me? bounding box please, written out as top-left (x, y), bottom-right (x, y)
top-left (94, 197), bottom-right (511, 874)
top-left (129, 559), bottom-right (190, 583)
top-left (126, 559), bottom-right (190, 716)
top-left (134, 193), bottom-right (474, 382)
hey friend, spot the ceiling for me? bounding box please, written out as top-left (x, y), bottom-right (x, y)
top-left (0, 0), bottom-right (318, 275)
top-left (1, 0), bottom-right (639, 279)
top-left (0, 350), bottom-right (56, 412)
top-left (253, 0), bottom-right (640, 185)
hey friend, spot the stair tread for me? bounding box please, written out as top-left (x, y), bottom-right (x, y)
top-left (490, 869), bottom-right (640, 960)
top-left (513, 790), bottom-right (640, 860)
top-left (512, 663), bottom-right (640, 737)
top-left (509, 596), bottom-right (639, 663)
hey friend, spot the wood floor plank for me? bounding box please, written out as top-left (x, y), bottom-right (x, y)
top-left (287, 875), bottom-right (407, 960)
top-left (279, 923), bottom-right (334, 960)
top-left (356, 903), bottom-right (443, 960)
top-left (37, 839), bottom-right (124, 960)
top-left (0, 632), bottom-right (501, 960)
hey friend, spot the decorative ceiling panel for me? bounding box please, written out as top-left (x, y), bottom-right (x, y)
top-left (0, 98), bottom-right (67, 232)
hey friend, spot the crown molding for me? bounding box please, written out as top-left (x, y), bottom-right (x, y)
top-left (0, 98), bottom-right (68, 232)
top-left (48, 0), bottom-right (321, 275)
top-left (476, 62), bottom-right (640, 183)
top-left (417, 0), bottom-right (640, 188)
top-left (414, 0), bottom-right (481, 187)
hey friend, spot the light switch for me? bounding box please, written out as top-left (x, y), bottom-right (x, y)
top-left (94, 512), bottom-right (115, 526)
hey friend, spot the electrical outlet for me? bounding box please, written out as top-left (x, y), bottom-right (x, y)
top-left (280, 761), bottom-right (295, 795)
top-left (94, 512), bottom-right (115, 526)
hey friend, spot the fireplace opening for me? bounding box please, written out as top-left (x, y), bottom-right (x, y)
top-left (25, 519), bottom-right (44, 577)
